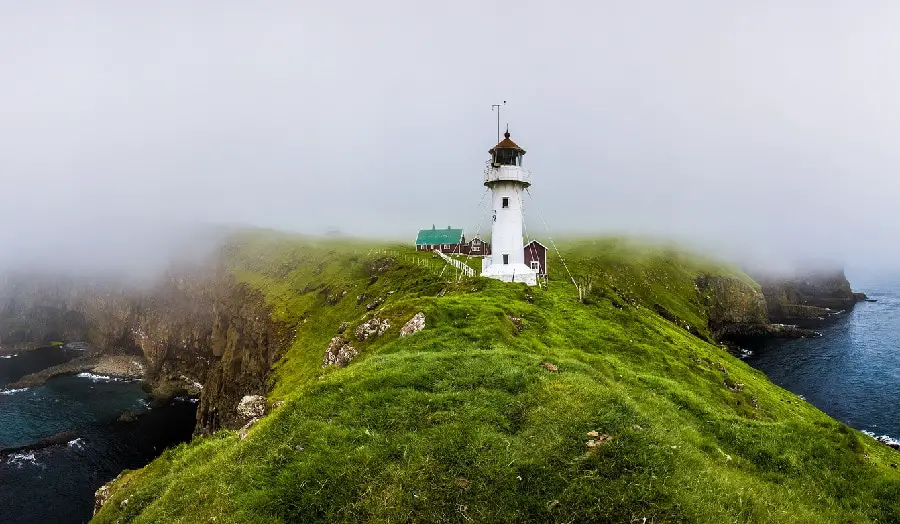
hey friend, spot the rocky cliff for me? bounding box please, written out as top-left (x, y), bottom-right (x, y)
top-left (752, 268), bottom-right (866, 326)
top-left (0, 260), bottom-right (288, 434)
top-left (696, 274), bottom-right (769, 336)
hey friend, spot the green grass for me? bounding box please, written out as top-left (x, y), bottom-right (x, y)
top-left (94, 233), bottom-right (900, 523)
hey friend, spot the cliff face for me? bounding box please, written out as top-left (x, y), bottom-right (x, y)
top-left (753, 269), bottom-right (865, 326)
top-left (0, 265), bottom-right (287, 434)
top-left (696, 275), bottom-right (769, 335)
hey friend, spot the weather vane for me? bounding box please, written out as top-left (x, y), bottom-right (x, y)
top-left (491, 101), bottom-right (506, 143)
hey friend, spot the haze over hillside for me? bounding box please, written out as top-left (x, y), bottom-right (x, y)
top-left (2, 2), bottom-right (900, 274)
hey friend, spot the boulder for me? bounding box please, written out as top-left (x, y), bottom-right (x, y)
top-left (400, 313), bottom-right (426, 337)
top-left (355, 318), bottom-right (390, 341)
top-left (365, 298), bottom-right (384, 311)
top-left (322, 336), bottom-right (358, 367)
top-left (236, 395), bottom-right (266, 419)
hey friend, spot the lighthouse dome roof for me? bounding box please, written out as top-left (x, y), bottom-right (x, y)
top-left (489, 130), bottom-right (526, 155)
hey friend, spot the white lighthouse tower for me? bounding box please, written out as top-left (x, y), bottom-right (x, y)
top-left (480, 128), bottom-right (538, 286)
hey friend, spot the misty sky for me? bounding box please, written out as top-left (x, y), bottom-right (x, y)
top-left (2, 2), bottom-right (900, 272)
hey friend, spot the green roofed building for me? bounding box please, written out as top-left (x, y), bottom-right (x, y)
top-left (415, 225), bottom-right (491, 256)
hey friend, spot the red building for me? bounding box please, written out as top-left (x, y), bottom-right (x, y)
top-left (414, 227), bottom-right (546, 276)
top-left (524, 240), bottom-right (548, 276)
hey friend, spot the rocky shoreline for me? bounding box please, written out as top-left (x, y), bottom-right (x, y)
top-left (0, 431), bottom-right (79, 455)
top-left (6, 354), bottom-right (146, 390)
top-left (0, 342), bottom-right (44, 357)
top-left (714, 322), bottom-right (822, 342)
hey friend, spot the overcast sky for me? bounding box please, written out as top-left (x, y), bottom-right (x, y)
top-left (1, 1), bottom-right (899, 273)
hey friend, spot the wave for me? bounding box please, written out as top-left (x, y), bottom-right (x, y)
top-left (76, 372), bottom-right (134, 383)
top-left (0, 387), bottom-right (29, 395)
top-left (861, 430), bottom-right (900, 449)
top-left (0, 354), bottom-right (17, 359)
top-left (67, 438), bottom-right (85, 451)
top-left (6, 451), bottom-right (43, 469)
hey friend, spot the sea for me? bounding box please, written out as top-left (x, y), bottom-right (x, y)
top-left (0, 347), bottom-right (196, 523)
top-left (744, 274), bottom-right (900, 444)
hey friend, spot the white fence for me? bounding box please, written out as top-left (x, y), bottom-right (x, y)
top-left (367, 248), bottom-right (477, 282)
top-left (433, 250), bottom-right (476, 277)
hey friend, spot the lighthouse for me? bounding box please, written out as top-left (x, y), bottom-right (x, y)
top-left (480, 128), bottom-right (538, 286)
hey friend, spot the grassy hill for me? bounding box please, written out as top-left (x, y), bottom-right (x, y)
top-left (94, 234), bottom-right (900, 523)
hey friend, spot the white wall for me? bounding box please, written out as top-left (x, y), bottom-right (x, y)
top-left (488, 179), bottom-right (527, 266)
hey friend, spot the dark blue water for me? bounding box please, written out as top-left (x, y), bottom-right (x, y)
top-left (745, 276), bottom-right (900, 441)
top-left (0, 350), bottom-right (197, 524)
top-left (0, 346), bottom-right (82, 385)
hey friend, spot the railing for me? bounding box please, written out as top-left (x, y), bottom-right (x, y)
top-left (433, 250), bottom-right (476, 278)
top-left (483, 163), bottom-right (532, 185)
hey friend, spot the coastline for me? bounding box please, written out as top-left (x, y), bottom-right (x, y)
top-left (0, 342), bottom-right (45, 357)
top-left (6, 355), bottom-right (146, 390)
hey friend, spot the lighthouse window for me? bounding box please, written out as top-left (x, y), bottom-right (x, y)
top-left (502, 197), bottom-right (510, 209)
top-left (503, 254), bottom-right (509, 265)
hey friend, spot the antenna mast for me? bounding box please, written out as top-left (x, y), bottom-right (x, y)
top-left (491, 101), bottom-right (506, 143)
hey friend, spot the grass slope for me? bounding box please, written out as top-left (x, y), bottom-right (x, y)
top-left (95, 234), bottom-right (900, 523)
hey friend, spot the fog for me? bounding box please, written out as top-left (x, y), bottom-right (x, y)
top-left (2, 1), bottom-right (900, 275)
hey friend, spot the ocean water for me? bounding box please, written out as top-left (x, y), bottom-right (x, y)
top-left (744, 275), bottom-right (900, 441)
top-left (0, 351), bottom-right (196, 523)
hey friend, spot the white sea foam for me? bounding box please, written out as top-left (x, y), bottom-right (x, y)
top-left (0, 387), bottom-right (29, 395)
top-left (862, 430), bottom-right (900, 448)
top-left (0, 354), bottom-right (17, 359)
top-left (67, 438), bottom-right (85, 450)
top-left (6, 451), bottom-right (42, 469)
top-left (76, 372), bottom-right (131, 383)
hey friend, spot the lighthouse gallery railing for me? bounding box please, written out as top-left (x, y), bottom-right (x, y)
top-left (483, 162), bottom-right (532, 185)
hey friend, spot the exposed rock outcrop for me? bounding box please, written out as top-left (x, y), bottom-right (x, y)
top-left (400, 312), bottom-right (425, 336)
top-left (322, 336), bottom-right (358, 367)
top-left (355, 317), bottom-right (389, 341)
top-left (697, 269), bottom-right (864, 343)
top-left (714, 323), bottom-right (821, 341)
top-left (697, 275), bottom-right (769, 333)
top-left (753, 269), bottom-right (866, 326)
top-left (696, 274), bottom-right (774, 341)
top-left (0, 261), bottom-right (289, 435)
top-left (237, 395), bottom-right (266, 420)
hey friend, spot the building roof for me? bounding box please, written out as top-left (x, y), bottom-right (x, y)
top-left (488, 130), bottom-right (526, 155)
top-left (416, 226), bottom-right (464, 245)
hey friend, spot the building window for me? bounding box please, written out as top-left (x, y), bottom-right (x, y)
top-left (503, 254), bottom-right (509, 265)
top-left (531, 261), bottom-right (540, 271)
top-left (502, 197), bottom-right (510, 209)
top-left (472, 246), bottom-right (480, 252)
